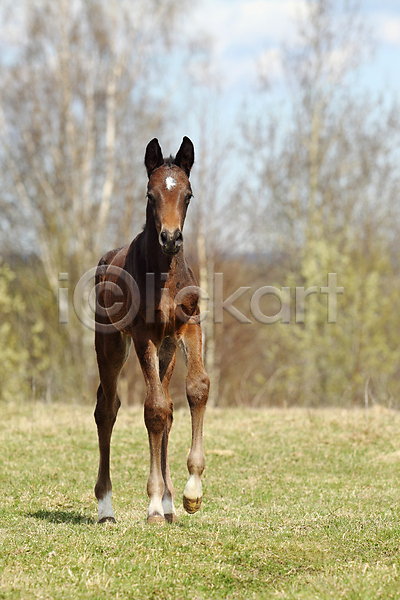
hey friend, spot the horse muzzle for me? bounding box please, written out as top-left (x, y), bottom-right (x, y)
top-left (159, 229), bottom-right (183, 255)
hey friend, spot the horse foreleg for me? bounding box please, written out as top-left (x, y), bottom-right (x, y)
top-left (179, 325), bottom-right (210, 514)
top-left (135, 335), bottom-right (171, 524)
top-left (159, 337), bottom-right (177, 523)
top-left (94, 384), bottom-right (119, 523)
top-left (94, 331), bottom-right (131, 523)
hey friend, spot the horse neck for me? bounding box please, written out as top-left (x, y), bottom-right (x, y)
top-left (143, 203), bottom-right (184, 276)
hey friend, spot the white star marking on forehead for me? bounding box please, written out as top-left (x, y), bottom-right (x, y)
top-left (165, 176), bottom-right (176, 191)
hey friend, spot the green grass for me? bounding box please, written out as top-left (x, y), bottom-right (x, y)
top-left (1, 402), bottom-right (400, 599)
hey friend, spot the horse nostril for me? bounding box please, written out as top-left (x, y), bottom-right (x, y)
top-left (160, 229), bottom-right (182, 254)
top-left (174, 230), bottom-right (183, 245)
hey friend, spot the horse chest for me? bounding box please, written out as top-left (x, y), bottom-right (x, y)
top-left (156, 287), bottom-right (176, 325)
top-left (155, 279), bottom-right (194, 325)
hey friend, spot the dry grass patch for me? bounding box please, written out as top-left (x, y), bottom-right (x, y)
top-left (1, 402), bottom-right (400, 598)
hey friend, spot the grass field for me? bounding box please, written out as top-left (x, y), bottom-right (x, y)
top-left (1, 402), bottom-right (400, 599)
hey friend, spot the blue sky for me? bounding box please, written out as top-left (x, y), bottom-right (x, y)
top-left (169, 0), bottom-right (400, 216)
top-left (185, 0), bottom-right (400, 94)
top-left (173, 0), bottom-right (400, 163)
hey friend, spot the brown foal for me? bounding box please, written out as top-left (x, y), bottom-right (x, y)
top-left (94, 137), bottom-right (210, 524)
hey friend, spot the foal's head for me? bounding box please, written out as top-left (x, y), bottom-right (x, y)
top-left (144, 137), bottom-right (194, 255)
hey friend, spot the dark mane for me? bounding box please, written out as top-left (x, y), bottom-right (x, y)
top-left (164, 155), bottom-right (175, 167)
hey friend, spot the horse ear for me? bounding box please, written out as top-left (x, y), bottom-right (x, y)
top-left (144, 138), bottom-right (164, 177)
top-left (174, 136), bottom-right (195, 177)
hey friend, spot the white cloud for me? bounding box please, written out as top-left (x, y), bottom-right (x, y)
top-left (378, 15), bottom-right (400, 46)
top-left (188, 0), bottom-right (309, 87)
top-left (235, 0), bottom-right (307, 43)
top-left (187, 1), bottom-right (400, 89)
top-left (257, 47), bottom-right (284, 83)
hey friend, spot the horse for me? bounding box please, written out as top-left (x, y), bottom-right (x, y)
top-left (93, 136), bottom-right (210, 524)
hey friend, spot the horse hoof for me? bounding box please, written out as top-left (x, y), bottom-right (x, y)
top-left (183, 495), bottom-right (202, 514)
top-left (98, 516), bottom-right (116, 524)
top-left (164, 513), bottom-right (177, 524)
top-left (147, 514), bottom-right (165, 525)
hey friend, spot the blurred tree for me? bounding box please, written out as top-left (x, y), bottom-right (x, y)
top-left (0, 0), bottom-right (186, 283)
top-left (0, 0), bottom-right (192, 401)
top-left (239, 0), bottom-right (400, 405)
top-left (0, 260), bottom-right (48, 402)
top-left (187, 100), bottom-right (229, 408)
top-left (178, 53), bottom-right (235, 407)
top-left (0, 261), bottom-right (29, 402)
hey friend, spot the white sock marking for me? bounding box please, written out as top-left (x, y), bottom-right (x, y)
top-left (183, 474), bottom-right (202, 500)
top-left (162, 496), bottom-right (177, 516)
top-left (165, 176), bottom-right (176, 191)
top-left (148, 496), bottom-right (164, 518)
top-left (98, 490), bottom-right (114, 521)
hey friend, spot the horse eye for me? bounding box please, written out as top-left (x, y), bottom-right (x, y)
top-left (185, 194), bottom-right (193, 205)
top-left (147, 193), bottom-right (155, 204)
